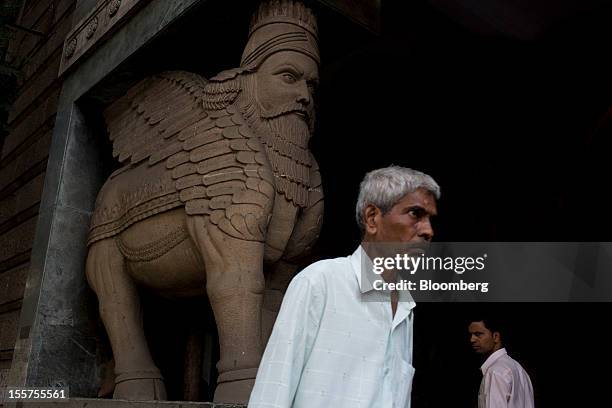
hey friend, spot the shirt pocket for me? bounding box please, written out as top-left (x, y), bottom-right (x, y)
top-left (395, 360), bottom-right (415, 408)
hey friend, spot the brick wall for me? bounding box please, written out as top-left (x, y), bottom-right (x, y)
top-left (0, 0), bottom-right (77, 390)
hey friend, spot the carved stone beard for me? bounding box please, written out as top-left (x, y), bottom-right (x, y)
top-left (238, 73), bottom-right (313, 207)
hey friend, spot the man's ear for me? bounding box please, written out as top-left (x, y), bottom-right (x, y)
top-left (364, 204), bottom-right (380, 235)
top-left (492, 331), bottom-right (501, 344)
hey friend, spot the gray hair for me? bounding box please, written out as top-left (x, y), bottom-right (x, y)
top-left (355, 166), bottom-right (441, 232)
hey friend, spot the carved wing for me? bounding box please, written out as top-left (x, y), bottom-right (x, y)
top-left (168, 104), bottom-right (275, 242)
top-left (95, 70), bottom-right (274, 244)
top-left (104, 71), bottom-right (209, 167)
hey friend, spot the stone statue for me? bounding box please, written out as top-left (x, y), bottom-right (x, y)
top-left (85, 1), bottom-right (323, 403)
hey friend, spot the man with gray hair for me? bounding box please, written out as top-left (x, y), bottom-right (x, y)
top-left (249, 166), bottom-right (439, 408)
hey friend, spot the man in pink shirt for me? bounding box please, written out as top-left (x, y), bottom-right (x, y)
top-left (469, 318), bottom-right (535, 408)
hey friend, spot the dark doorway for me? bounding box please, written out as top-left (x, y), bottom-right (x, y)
top-left (312, 1), bottom-right (611, 406)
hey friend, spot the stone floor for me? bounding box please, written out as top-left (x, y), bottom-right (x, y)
top-left (1, 398), bottom-right (246, 408)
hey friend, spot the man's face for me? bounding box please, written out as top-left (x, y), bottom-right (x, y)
top-left (254, 51), bottom-right (319, 126)
top-left (365, 187), bottom-right (437, 243)
top-left (469, 321), bottom-right (500, 356)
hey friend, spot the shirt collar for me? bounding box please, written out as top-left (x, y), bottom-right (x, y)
top-left (349, 245), bottom-right (375, 293)
top-left (481, 347), bottom-right (507, 374)
top-left (349, 245), bottom-right (416, 306)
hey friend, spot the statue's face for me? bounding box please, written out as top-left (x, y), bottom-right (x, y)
top-left (254, 51), bottom-right (319, 125)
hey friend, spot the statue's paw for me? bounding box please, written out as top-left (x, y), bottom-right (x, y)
top-left (113, 378), bottom-right (167, 401)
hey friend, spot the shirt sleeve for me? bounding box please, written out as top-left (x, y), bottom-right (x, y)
top-left (484, 370), bottom-right (512, 408)
top-left (248, 273), bottom-right (324, 408)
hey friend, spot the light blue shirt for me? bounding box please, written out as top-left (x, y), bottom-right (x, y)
top-left (249, 246), bottom-right (416, 408)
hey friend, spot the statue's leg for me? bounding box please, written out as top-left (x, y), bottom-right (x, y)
top-left (262, 190), bottom-right (324, 344)
top-left (262, 259), bottom-right (298, 345)
top-left (86, 238), bottom-right (166, 400)
top-left (187, 215), bottom-right (265, 404)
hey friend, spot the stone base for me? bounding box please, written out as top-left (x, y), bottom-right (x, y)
top-left (2, 398), bottom-right (246, 408)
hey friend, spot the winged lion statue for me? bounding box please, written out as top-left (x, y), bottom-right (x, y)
top-left (85, 1), bottom-right (323, 403)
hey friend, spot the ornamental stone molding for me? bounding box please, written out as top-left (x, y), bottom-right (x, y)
top-left (60, 0), bottom-right (150, 75)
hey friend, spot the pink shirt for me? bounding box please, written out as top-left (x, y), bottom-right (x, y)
top-left (479, 348), bottom-right (534, 408)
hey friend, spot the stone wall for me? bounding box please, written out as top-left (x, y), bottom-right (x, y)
top-left (0, 0), bottom-right (77, 391)
top-left (1, 0), bottom-right (206, 399)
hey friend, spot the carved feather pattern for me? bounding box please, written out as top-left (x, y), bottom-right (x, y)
top-left (104, 71), bottom-right (208, 166)
top-left (170, 104), bottom-right (275, 242)
top-left (90, 71), bottom-right (307, 244)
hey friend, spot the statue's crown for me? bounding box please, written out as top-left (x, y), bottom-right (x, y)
top-left (241, 1), bottom-right (319, 69)
top-left (248, 0), bottom-right (318, 39)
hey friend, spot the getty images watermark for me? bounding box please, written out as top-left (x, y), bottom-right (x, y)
top-left (371, 251), bottom-right (490, 293)
top-left (361, 242), bottom-right (612, 302)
